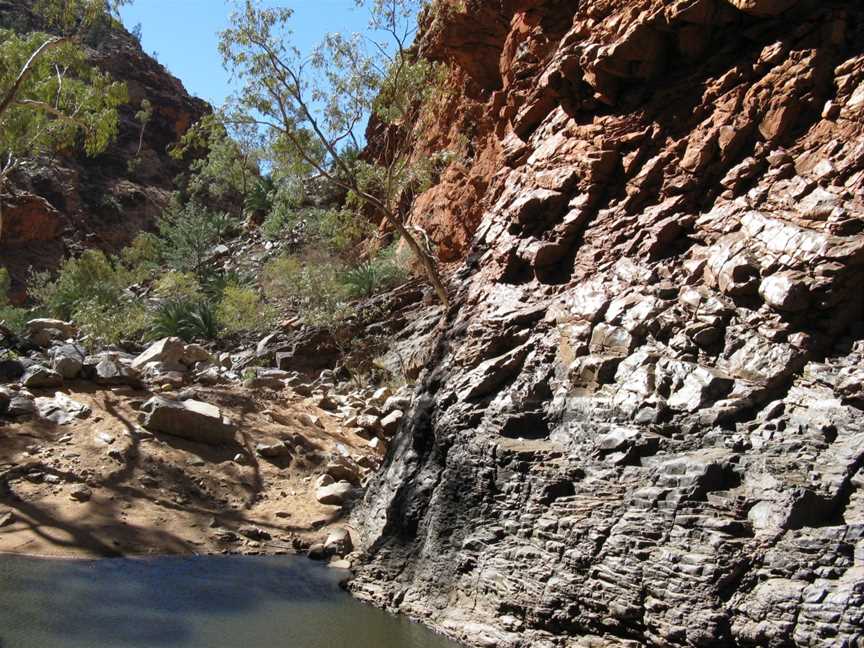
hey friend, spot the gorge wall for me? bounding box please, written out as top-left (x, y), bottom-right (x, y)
top-left (0, 2), bottom-right (208, 299)
top-left (350, 1), bottom-right (864, 646)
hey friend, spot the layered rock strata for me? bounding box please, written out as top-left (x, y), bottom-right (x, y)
top-left (351, 1), bottom-right (864, 646)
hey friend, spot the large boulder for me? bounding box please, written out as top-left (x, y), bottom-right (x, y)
top-left (21, 365), bottom-right (63, 389)
top-left (131, 337), bottom-right (188, 371)
top-left (25, 319), bottom-right (77, 348)
top-left (315, 481), bottom-right (354, 506)
top-left (92, 354), bottom-right (141, 387)
top-left (50, 344), bottom-right (86, 380)
top-left (324, 527), bottom-right (353, 556)
top-left (141, 396), bottom-right (236, 445)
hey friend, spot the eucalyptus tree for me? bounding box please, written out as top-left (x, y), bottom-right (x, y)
top-left (219, 0), bottom-right (450, 307)
top-left (0, 0), bottom-right (130, 239)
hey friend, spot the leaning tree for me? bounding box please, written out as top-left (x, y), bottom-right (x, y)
top-left (219, 0), bottom-right (450, 307)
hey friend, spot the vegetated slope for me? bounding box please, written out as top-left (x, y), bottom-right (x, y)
top-left (0, 2), bottom-right (208, 299)
top-left (350, 1), bottom-right (864, 646)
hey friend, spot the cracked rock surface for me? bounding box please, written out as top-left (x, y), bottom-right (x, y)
top-left (350, 1), bottom-right (864, 646)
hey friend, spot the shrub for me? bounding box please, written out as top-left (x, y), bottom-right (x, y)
top-left (28, 250), bottom-right (129, 320)
top-left (153, 271), bottom-right (203, 302)
top-left (245, 175), bottom-right (274, 216)
top-left (261, 253), bottom-right (347, 325)
top-left (121, 232), bottom-right (163, 282)
top-left (73, 298), bottom-right (148, 346)
top-left (159, 201), bottom-right (227, 273)
top-left (313, 208), bottom-right (373, 253)
top-left (0, 268), bottom-right (33, 335)
top-left (341, 243), bottom-right (411, 298)
top-left (148, 299), bottom-right (219, 342)
top-left (261, 203), bottom-right (296, 241)
top-left (217, 284), bottom-right (277, 334)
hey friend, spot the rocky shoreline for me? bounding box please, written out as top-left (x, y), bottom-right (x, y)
top-left (0, 318), bottom-right (415, 566)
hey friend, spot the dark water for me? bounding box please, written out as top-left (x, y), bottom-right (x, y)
top-left (0, 555), bottom-right (460, 648)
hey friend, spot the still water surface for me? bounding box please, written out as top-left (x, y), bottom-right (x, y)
top-left (0, 554), bottom-right (460, 648)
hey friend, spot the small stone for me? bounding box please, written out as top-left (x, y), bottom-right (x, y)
top-left (70, 485), bottom-right (92, 502)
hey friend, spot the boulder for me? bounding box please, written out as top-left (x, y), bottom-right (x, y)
top-left (759, 272), bottom-right (810, 313)
top-left (35, 392), bottom-right (91, 425)
top-left (94, 355), bottom-right (141, 386)
top-left (0, 357), bottom-right (25, 382)
top-left (356, 414), bottom-right (382, 433)
top-left (315, 481), bottom-right (354, 506)
top-left (50, 344), bottom-right (86, 380)
top-left (131, 337), bottom-right (187, 371)
top-left (256, 441), bottom-right (292, 458)
top-left (21, 365), bottom-right (63, 389)
top-left (25, 319), bottom-right (77, 348)
top-left (0, 387), bottom-right (10, 415)
top-left (325, 459), bottom-right (361, 485)
top-left (244, 376), bottom-right (286, 390)
top-left (380, 410), bottom-right (404, 437)
top-left (69, 485), bottom-right (92, 502)
top-left (141, 396), bottom-right (236, 445)
top-left (7, 394), bottom-right (35, 417)
top-left (182, 344), bottom-right (211, 365)
top-left (382, 394), bottom-right (411, 414)
top-left (324, 527), bottom-right (353, 556)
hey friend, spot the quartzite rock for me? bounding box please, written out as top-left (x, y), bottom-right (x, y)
top-left (348, 1), bottom-right (864, 647)
top-left (141, 397), bottom-right (236, 445)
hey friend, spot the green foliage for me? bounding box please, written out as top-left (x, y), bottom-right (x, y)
top-left (261, 253), bottom-right (347, 326)
top-left (341, 244), bottom-right (410, 298)
top-left (314, 208), bottom-right (373, 253)
top-left (153, 271), bottom-right (202, 301)
top-left (26, 250), bottom-right (148, 343)
top-left (245, 175), bottom-right (274, 215)
top-left (0, 268), bottom-right (9, 303)
top-left (171, 114), bottom-right (261, 207)
top-left (158, 201), bottom-right (227, 273)
top-left (148, 299), bottom-right (219, 343)
top-left (0, 30), bottom-right (127, 159)
top-left (261, 202), bottom-right (297, 241)
top-left (216, 0), bottom-right (449, 306)
top-left (121, 232), bottom-right (162, 282)
top-left (29, 250), bottom-right (129, 320)
top-left (0, 267), bottom-right (32, 335)
top-left (216, 284), bottom-right (277, 334)
top-left (74, 298), bottom-right (147, 346)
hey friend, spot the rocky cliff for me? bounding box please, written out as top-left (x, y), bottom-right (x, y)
top-left (0, 2), bottom-right (208, 299)
top-left (350, 1), bottom-right (864, 646)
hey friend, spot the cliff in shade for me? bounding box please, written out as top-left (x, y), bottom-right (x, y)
top-left (349, 1), bottom-right (864, 646)
top-left (0, 2), bottom-right (208, 299)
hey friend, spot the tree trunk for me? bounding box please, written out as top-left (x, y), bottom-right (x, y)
top-left (385, 213), bottom-right (449, 309)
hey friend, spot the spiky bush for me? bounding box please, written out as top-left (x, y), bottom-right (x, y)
top-left (148, 299), bottom-right (219, 342)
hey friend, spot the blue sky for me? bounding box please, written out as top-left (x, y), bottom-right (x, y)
top-left (119, 1), bottom-right (372, 107)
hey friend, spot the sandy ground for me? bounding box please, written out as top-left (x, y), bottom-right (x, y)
top-left (0, 382), bottom-right (372, 559)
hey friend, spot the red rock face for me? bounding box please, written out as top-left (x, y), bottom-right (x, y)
top-left (0, 194), bottom-right (65, 244)
top-left (353, 2), bottom-right (864, 647)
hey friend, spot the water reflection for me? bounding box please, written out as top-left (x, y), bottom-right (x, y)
top-left (0, 555), bottom-right (459, 648)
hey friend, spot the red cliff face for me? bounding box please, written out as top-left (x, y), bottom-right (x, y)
top-left (0, 4), bottom-right (209, 293)
top-left (352, 2), bottom-right (864, 646)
